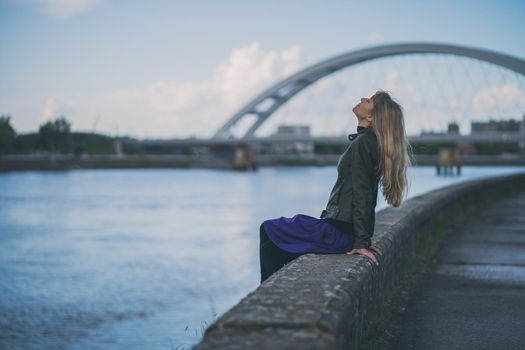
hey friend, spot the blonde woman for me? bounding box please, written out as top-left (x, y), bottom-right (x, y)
top-left (259, 90), bottom-right (412, 283)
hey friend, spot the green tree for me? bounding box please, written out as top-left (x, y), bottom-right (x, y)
top-left (0, 114), bottom-right (17, 154)
top-left (38, 116), bottom-right (72, 154)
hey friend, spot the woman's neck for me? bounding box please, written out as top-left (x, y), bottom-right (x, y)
top-left (358, 120), bottom-right (371, 128)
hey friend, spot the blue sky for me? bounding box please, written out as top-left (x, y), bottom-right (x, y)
top-left (1, 0), bottom-right (524, 138)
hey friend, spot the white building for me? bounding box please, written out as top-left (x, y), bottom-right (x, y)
top-left (271, 125), bottom-right (314, 154)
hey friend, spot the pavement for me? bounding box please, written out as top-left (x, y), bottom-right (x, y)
top-left (396, 190), bottom-right (525, 350)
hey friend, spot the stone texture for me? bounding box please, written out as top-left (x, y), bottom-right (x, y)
top-left (193, 173), bottom-right (525, 350)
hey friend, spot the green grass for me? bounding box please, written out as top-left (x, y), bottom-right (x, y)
top-left (170, 312), bottom-right (219, 350)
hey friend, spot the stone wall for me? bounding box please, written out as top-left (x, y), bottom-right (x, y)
top-left (193, 173), bottom-right (525, 349)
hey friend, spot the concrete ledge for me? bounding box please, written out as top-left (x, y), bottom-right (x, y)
top-left (193, 173), bottom-right (525, 349)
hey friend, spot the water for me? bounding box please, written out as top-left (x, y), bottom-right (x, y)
top-left (1, 166), bottom-right (524, 349)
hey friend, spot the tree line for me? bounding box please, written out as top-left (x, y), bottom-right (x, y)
top-left (0, 115), bottom-right (116, 155)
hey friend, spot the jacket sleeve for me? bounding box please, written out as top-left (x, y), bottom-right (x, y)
top-left (350, 137), bottom-right (376, 249)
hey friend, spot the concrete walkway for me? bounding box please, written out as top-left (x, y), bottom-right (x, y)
top-left (396, 190), bottom-right (525, 349)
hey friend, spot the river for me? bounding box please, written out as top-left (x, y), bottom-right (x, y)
top-left (1, 166), bottom-right (524, 349)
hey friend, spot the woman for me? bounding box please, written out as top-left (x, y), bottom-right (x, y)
top-left (259, 90), bottom-right (412, 283)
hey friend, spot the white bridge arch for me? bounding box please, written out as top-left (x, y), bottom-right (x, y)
top-left (213, 42), bottom-right (525, 139)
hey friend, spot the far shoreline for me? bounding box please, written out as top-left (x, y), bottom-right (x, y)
top-left (1, 154), bottom-right (525, 172)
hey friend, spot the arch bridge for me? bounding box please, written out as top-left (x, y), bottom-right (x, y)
top-left (213, 42), bottom-right (525, 139)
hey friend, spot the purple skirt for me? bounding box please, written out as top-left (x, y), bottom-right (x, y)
top-left (262, 214), bottom-right (355, 254)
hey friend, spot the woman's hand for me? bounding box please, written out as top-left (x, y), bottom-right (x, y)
top-left (346, 245), bottom-right (383, 266)
top-left (369, 245), bottom-right (383, 257)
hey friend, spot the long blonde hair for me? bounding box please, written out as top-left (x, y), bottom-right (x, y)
top-left (370, 90), bottom-right (413, 207)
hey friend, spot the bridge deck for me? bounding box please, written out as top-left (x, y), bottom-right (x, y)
top-left (396, 190), bottom-right (525, 349)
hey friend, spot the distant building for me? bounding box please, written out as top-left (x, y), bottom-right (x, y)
top-left (271, 124), bottom-right (314, 154)
top-left (420, 121), bottom-right (459, 136)
top-left (447, 122), bottom-right (460, 134)
top-left (471, 118), bottom-right (522, 133)
top-left (420, 130), bottom-right (446, 136)
top-left (275, 125), bottom-right (311, 137)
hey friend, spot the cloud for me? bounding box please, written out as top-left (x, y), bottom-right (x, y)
top-left (367, 31), bottom-right (382, 43)
top-left (147, 81), bottom-right (211, 113)
top-left (280, 45), bottom-right (303, 76)
top-left (472, 83), bottom-right (525, 117)
top-left (17, 0), bottom-right (103, 18)
top-left (113, 41), bottom-right (308, 137)
top-left (143, 41), bottom-right (304, 117)
top-left (10, 41), bottom-right (306, 138)
top-left (40, 97), bottom-right (57, 122)
top-left (41, 96), bottom-right (58, 122)
top-left (40, 95), bottom-right (80, 126)
top-left (213, 41), bottom-right (303, 108)
top-left (384, 71), bottom-right (399, 92)
top-left (54, 41), bottom-right (505, 139)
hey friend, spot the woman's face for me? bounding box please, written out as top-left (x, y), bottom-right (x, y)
top-left (352, 96), bottom-right (374, 120)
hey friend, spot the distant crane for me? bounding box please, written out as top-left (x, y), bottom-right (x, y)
top-left (92, 114), bottom-right (101, 134)
top-left (114, 124), bottom-right (123, 157)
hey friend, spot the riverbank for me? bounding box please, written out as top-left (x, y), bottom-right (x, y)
top-left (1, 154), bottom-right (525, 172)
top-left (193, 173), bottom-right (525, 349)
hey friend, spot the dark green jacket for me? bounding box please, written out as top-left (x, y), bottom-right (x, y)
top-left (320, 126), bottom-right (380, 249)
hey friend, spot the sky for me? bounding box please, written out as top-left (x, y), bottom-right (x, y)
top-left (1, 0), bottom-right (525, 138)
